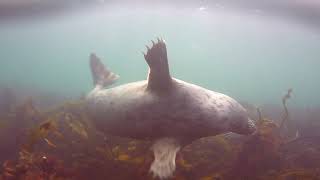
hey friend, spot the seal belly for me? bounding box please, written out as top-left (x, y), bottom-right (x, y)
top-left (87, 78), bottom-right (222, 140)
top-left (87, 80), bottom-right (159, 138)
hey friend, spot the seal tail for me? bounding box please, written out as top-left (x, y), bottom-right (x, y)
top-left (89, 53), bottom-right (119, 88)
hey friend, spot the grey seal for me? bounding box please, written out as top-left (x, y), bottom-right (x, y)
top-left (86, 38), bottom-right (256, 179)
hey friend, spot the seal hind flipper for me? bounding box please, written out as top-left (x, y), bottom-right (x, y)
top-left (90, 53), bottom-right (119, 88)
top-left (150, 138), bottom-right (181, 179)
top-left (143, 38), bottom-right (172, 92)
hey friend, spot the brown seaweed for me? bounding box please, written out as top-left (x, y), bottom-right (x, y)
top-left (0, 91), bottom-right (320, 180)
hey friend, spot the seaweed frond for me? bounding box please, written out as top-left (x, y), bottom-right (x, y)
top-left (280, 88), bottom-right (293, 130)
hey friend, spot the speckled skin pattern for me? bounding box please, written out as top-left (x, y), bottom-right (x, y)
top-left (86, 39), bottom-right (256, 179)
top-left (87, 78), bottom-right (255, 144)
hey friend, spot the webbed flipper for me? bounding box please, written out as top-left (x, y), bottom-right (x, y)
top-left (143, 38), bottom-right (172, 92)
top-left (90, 53), bottom-right (119, 88)
top-left (150, 138), bottom-right (181, 179)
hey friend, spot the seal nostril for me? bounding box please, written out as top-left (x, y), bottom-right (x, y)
top-left (247, 121), bottom-right (257, 134)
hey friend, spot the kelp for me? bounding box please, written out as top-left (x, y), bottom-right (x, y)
top-left (22, 119), bottom-right (58, 152)
top-left (280, 89), bottom-right (293, 128)
top-left (226, 89), bottom-right (296, 179)
top-left (258, 168), bottom-right (320, 180)
top-left (1, 151), bottom-right (74, 180)
top-left (279, 88), bottom-right (297, 140)
top-left (1, 89), bottom-right (320, 180)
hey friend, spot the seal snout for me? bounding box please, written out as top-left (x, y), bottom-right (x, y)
top-left (247, 119), bottom-right (257, 135)
top-left (230, 118), bottom-right (257, 135)
top-left (242, 118), bottom-right (257, 135)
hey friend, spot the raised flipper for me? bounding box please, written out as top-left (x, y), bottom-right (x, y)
top-left (150, 138), bottom-right (181, 179)
top-left (143, 38), bottom-right (172, 92)
top-left (90, 53), bottom-right (119, 88)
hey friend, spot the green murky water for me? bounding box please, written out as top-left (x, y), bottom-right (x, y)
top-left (0, 6), bottom-right (319, 107)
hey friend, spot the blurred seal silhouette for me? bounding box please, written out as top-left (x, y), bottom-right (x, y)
top-left (86, 38), bottom-right (256, 179)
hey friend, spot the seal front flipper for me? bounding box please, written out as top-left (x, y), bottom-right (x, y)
top-left (90, 53), bottom-right (119, 88)
top-left (143, 38), bottom-right (172, 92)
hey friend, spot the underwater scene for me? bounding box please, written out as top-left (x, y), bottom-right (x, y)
top-left (1, 0), bottom-right (320, 180)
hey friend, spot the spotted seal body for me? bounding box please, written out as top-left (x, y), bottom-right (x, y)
top-left (86, 39), bottom-right (256, 179)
